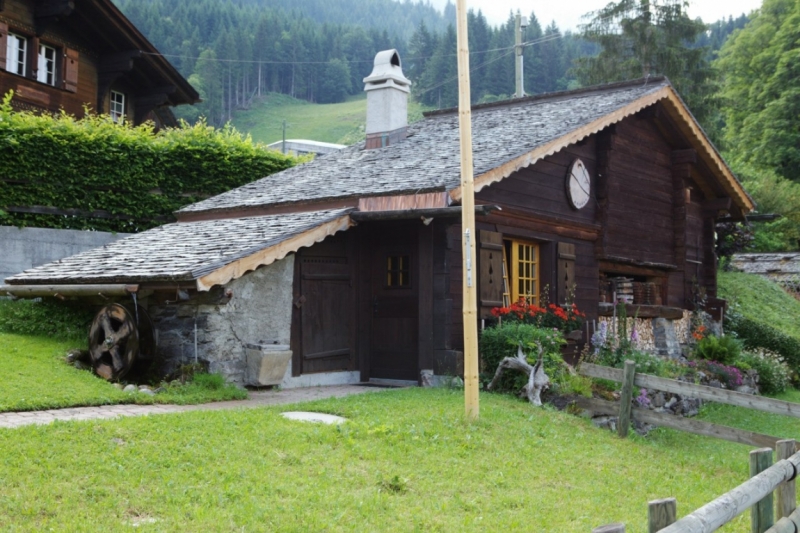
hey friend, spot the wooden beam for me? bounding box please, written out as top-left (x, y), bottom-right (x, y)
top-left (575, 396), bottom-right (780, 449)
top-left (196, 215), bottom-right (352, 291)
top-left (597, 303), bottom-right (684, 319)
top-left (35, 0), bottom-right (74, 35)
top-left (2, 283), bottom-right (138, 298)
top-left (703, 197), bottom-right (732, 213)
top-left (350, 205), bottom-right (498, 222)
top-left (599, 255), bottom-right (678, 271)
top-left (581, 363), bottom-right (800, 419)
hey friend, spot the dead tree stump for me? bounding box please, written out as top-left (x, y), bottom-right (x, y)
top-left (487, 342), bottom-right (550, 406)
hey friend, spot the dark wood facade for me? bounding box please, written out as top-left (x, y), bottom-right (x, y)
top-left (0, 0), bottom-right (198, 125)
top-left (290, 107), bottom-right (729, 382)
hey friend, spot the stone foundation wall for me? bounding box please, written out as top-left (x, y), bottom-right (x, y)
top-left (148, 256), bottom-right (295, 385)
top-left (597, 311), bottom-right (718, 358)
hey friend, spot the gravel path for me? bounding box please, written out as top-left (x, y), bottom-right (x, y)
top-left (0, 385), bottom-right (394, 429)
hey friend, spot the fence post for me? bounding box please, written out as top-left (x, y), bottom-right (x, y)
top-left (648, 498), bottom-right (677, 532)
top-left (618, 360), bottom-right (636, 438)
top-left (776, 439), bottom-right (797, 519)
top-left (592, 524), bottom-right (625, 532)
top-left (751, 447), bottom-right (775, 533)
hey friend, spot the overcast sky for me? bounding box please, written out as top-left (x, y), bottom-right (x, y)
top-left (427, 0), bottom-right (762, 31)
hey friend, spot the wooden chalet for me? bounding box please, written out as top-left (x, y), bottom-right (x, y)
top-left (0, 0), bottom-right (198, 126)
top-left (2, 50), bottom-right (754, 386)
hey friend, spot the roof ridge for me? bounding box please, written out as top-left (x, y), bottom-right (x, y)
top-left (423, 76), bottom-right (670, 118)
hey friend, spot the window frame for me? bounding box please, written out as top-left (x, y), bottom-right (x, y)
top-left (110, 90), bottom-right (126, 122)
top-left (507, 239), bottom-right (540, 305)
top-left (385, 254), bottom-right (411, 289)
top-left (37, 42), bottom-right (57, 86)
top-left (6, 31), bottom-right (27, 76)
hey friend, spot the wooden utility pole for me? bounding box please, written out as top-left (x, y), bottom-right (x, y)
top-left (455, 0), bottom-right (479, 420)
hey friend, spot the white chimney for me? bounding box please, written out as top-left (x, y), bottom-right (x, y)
top-left (363, 49), bottom-right (411, 149)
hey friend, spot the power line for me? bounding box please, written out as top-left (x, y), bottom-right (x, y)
top-left (139, 31), bottom-right (565, 67)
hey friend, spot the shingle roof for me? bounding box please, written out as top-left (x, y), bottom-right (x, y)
top-left (178, 78), bottom-right (672, 216)
top-left (5, 209), bottom-right (351, 285)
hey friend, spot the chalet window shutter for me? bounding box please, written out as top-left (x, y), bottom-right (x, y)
top-left (557, 242), bottom-right (576, 305)
top-left (63, 47), bottom-right (79, 93)
top-left (0, 22), bottom-right (8, 71)
top-left (478, 230), bottom-right (504, 318)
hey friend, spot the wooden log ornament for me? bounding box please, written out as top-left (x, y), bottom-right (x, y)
top-left (487, 342), bottom-right (550, 406)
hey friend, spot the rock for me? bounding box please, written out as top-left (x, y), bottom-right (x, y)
top-left (138, 385), bottom-right (151, 391)
top-left (696, 371), bottom-right (707, 382)
top-left (736, 385), bottom-right (758, 395)
top-left (449, 376), bottom-right (464, 389)
top-left (73, 360), bottom-right (89, 371)
top-left (65, 349), bottom-right (90, 363)
top-left (664, 397), bottom-right (677, 410)
top-left (680, 398), bottom-right (701, 417)
top-left (154, 387), bottom-right (166, 394)
top-left (139, 389), bottom-right (156, 396)
top-left (123, 384), bottom-right (137, 393)
top-left (708, 379), bottom-right (723, 389)
top-left (113, 383), bottom-right (124, 390)
top-left (420, 369), bottom-right (435, 388)
top-left (652, 392), bottom-right (666, 408)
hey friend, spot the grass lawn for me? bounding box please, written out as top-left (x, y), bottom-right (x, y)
top-left (230, 92), bottom-right (429, 146)
top-left (1, 387), bottom-right (797, 531)
top-left (718, 270), bottom-right (800, 339)
top-left (0, 333), bottom-right (246, 412)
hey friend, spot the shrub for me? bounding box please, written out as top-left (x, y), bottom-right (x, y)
top-left (693, 335), bottom-right (742, 365)
top-left (737, 349), bottom-right (792, 395)
top-left (0, 298), bottom-right (93, 342)
top-left (479, 323), bottom-right (566, 394)
top-left (726, 312), bottom-right (800, 375)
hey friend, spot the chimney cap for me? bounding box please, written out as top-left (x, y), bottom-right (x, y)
top-left (363, 49), bottom-right (411, 89)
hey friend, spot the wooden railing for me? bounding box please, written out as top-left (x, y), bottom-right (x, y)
top-left (576, 362), bottom-right (800, 447)
top-left (580, 360), bottom-right (800, 532)
top-left (593, 441), bottom-right (800, 532)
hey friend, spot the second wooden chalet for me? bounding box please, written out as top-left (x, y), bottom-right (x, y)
top-left (3, 50), bottom-right (754, 386)
top-left (0, 0), bottom-right (199, 126)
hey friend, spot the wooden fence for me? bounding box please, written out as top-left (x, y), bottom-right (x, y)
top-left (580, 360), bottom-right (800, 532)
top-left (576, 362), bottom-right (800, 447)
top-left (593, 441), bottom-right (800, 532)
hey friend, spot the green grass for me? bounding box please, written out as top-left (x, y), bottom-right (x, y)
top-left (719, 270), bottom-right (800, 339)
top-left (0, 333), bottom-right (246, 412)
top-left (230, 92), bottom-right (429, 146)
top-left (0, 387), bottom-right (794, 531)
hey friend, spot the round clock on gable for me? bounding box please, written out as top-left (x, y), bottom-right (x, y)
top-left (566, 158), bottom-right (591, 210)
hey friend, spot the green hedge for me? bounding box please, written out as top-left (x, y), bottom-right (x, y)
top-left (0, 92), bottom-right (296, 232)
top-left (726, 313), bottom-right (800, 375)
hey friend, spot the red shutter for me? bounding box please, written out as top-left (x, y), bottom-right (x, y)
top-left (63, 47), bottom-right (79, 93)
top-left (0, 22), bottom-right (8, 72)
top-left (478, 230), bottom-right (505, 318)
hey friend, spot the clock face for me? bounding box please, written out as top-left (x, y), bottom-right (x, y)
top-left (566, 159), bottom-right (591, 210)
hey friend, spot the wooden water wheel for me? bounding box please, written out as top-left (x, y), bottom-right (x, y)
top-left (89, 303), bottom-right (139, 380)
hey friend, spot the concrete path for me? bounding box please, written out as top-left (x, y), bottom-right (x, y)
top-left (0, 384), bottom-right (394, 430)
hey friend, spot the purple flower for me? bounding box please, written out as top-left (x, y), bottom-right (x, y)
top-left (635, 388), bottom-right (651, 407)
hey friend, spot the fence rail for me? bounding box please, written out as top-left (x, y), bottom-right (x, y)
top-left (592, 442), bottom-right (799, 532)
top-left (584, 360), bottom-right (800, 532)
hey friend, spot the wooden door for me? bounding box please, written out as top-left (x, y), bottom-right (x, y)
top-left (298, 250), bottom-right (355, 375)
top-left (369, 225), bottom-right (419, 381)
